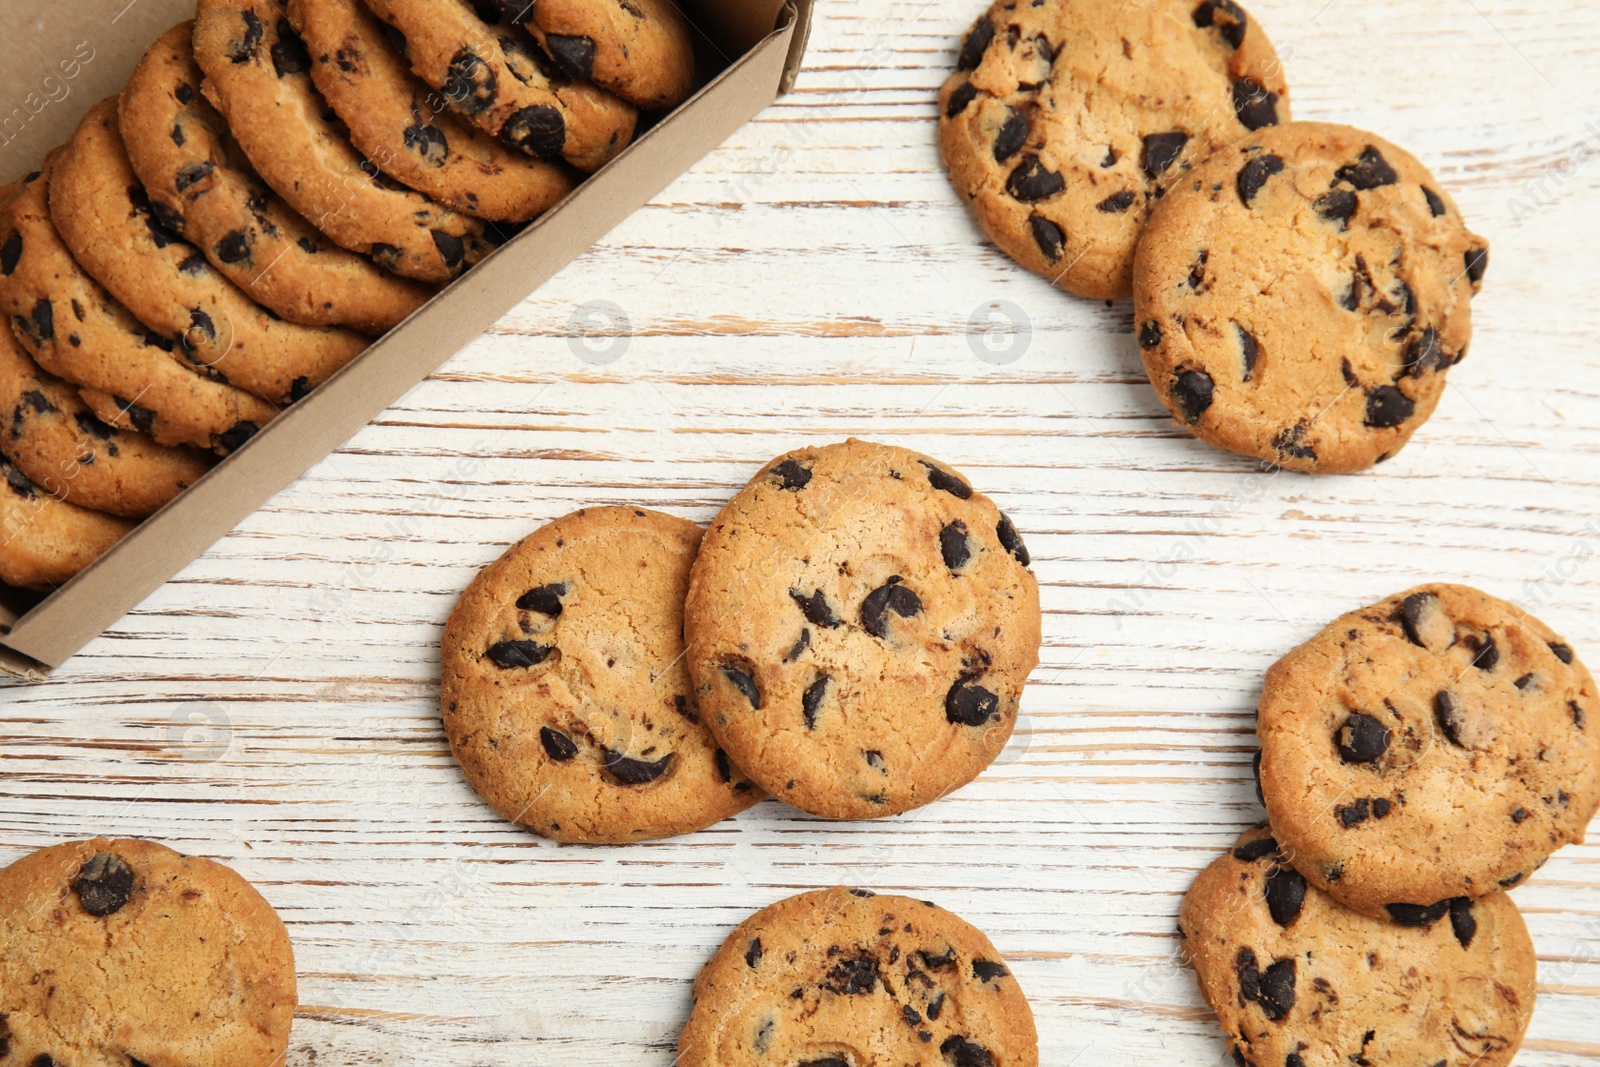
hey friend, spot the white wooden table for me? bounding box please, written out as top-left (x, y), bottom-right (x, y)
top-left (5, 0), bottom-right (1600, 1062)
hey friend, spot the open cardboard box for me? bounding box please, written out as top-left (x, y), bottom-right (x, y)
top-left (0, 0), bottom-right (814, 679)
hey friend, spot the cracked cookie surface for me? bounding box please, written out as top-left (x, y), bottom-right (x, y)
top-left (441, 506), bottom-right (761, 843)
top-left (940, 0), bottom-right (1290, 300)
top-left (1180, 826), bottom-right (1536, 1067)
top-left (1133, 122), bottom-right (1488, 472)
top-left (679, 887), bottom-right (1038, 1067)
top-left (1257, 584), bottom-right (1600, 918)
top-left (683, 439), bottom-right (1041, 820)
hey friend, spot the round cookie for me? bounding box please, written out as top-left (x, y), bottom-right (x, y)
top-left (939, 0), bottom-right (1291, 300)
top-left (679, 887), bottom-right (1039, 1067)
top-left (1179, 826), bottom-right (1536, 1067)
top-left (0, 165), bottom-right (278, 455)
top-left (0, 453), bottom-right (134, 589)
top-left (1257, 584), bottom-right (1600, 919)
top-left (51, 95), bottom-right (369, 405)
top-left (521, 0), bottom-right (697, 110)
top-left (121, 22), bottom-right (434, 334)
top-left (0, 324), bottom-right (210, 518)
top-left (194, 0), bottom-right (495, 284)
top-left (0, 837), bottom-right (296, 1065)
top-left (683, 439), bottom-right (1042, 820)
top-left (289, 0), bottom-right (576, 223)
top-left (362, 0), bottom-right (638, 172)
top-left (1133, 122), bottom-right (1490, 473)
top-left (441, 506), bottom-right (762, 843)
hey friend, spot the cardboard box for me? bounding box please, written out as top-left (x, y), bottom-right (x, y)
top-left (0, 0), bottom-right (813, 679)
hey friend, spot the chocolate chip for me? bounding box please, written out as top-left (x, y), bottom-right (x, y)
top-left (0, 231), bottom-right (20, 274)
top-left (940, 1037), bottom-right (996, 1067)
top-left (722, 664), bottom-right (762, 708)
top-left (517, 583), bottom-right (568, 617)
top-left (1097, 190), bottom-right (1137, 213)
top-left (993, 106), bottom-right (1029, 162)
top-left (927, 990), bottom-right (946, 1019)
top-left (1187, 249), bottom-right (1209, 291)
top-left (1337, 798), bottom-right (1370, 827)
top-left (1499, 872), bottom-right (1525, 888)
top-left (946, 674), bottom-right (1000, 726)
top-left (270, 19), bottom-right (311, 77)
top-left (1464, 246), bottom-right (1489, 286)
top-left (771, 458), bottom-right (811, 489)
top-left (1449, 896), bottom-right (1477, 948)
top-left (1336, 713), bottom-right (1390, 764)
top-left (602, 749), bottom-right (673, 785)
top-left (862, 579), bottom-right (923, 637)
top-left (1235, 323), bottom-right (1260, 380)
top-left (212, 420), bottom-right (256, 454)
top-left (1372, 797), bottom-right (1392, 818)
top-left (230, 9), bottom-right (264, 62)
top-left (1231, 79), bottom-right (1280, 130)
top-left (1434, 691), bottom-right (1464, 747)
top-left (1314, 188), bottom-right (1357, 229)
top-left (783, 629), bottom-right (810, 663)
top-left (940, 520), bottom-right (972, 570)
top-left (746, 937), bottom-right (762, 967)
top-left (1402, 327), bottom-right (1446, 377)
top-left (2, 458), bottom-right (35, 499)
top-left (972, 960), bottom-right (1009, 982)
top-left (1235, 946), bottom-right (1260, 1001)
top-left (25, 299), bottom-right (53, 343)
top-left (501, 105), bottom-right (566, 158)
top-left (215, 230), bottom-right (252, 264)
top-left (1422, 186), bottom-right (1447, 217)
top-left (74, 853), bottom-right (135, 916)
top-left (1265, 865), bottom-right (1307, 927)
top-left (802, 676), bottom-right (828, 729)
top-left (1141, 132), bottom-right (1189, 180)
top-left (996, 513), bottom-right (1030, 566)
top-left (1511, 806), bottom-right (1530, 824)
top-left (1252, 751), bottom-right (1265, 803)
top-left (921, 460), bottom-right (972, 499)
top-left (1170, 369), bottom-right (1214, 423)
top-left (444, 48), bottom-right (498, 113)
top-left (1467, 632), bottom-right (1499, 671)
top-left (179, 251), bottom-right (207, 275)
top-left (1020, 215), bottom-right (1063, 265)
top-left (1236, 153), bottom-right (1285, 205)
top-left (1386, 899), bottom-right (1450, 926)
top-left (791, 588), bottom-right (843, 628)
top-left (540, 726), bottom-right (577, 761)
top-left (798, 1060), bottom-right (849, 1067)
top-left (1550, 642), bottom-right (1574, 664)
top-left (399, 115), bottom-right (449, 170)
top-left (1334, 146), bottom-right (1398, 190)
top-left (1573, 700), bottom-right (1587, 728)
top-left (715, 748), bottom-right (733, 782)
top-left (188, 309), bottom-right (216, 344)
top-left (1138, 321), bottom-right (1162, 348)
top-left (1365, 385), bottom-right (1414, 428)
top-left (485, 640), bottom-right (554, 668)
top-left (1006, 155), bottom-right (1065, 202)
top-left (1256, 958), bottom-right (1295, 1020)
top-left (428, 230), bottom-right (465, 271)
top-left (903, 1003), bottom-right (922, 1026)
top-left (946, 81), bottom-right (978, 118)
top-left (958, 16), bottom-right (994, 71)
top-left (1232, 837), bottom-right (1278, 863)
top-left (545, 33), bottom-right (596, 79)
top-left (825, 955), bottom-right (880, 995)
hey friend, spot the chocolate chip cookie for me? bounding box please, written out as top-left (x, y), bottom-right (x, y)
top-left (0, 837), bottom-right (296, 1065)
top-left (193, 0), bottom-right (495, 285)
top-left (289, 0), bottom-right (575, 222)
top-left (361, 0), bottom-right (637, 171)
top-left (0, 453), bottom-right (135, 589)
top-left (441, 507), bottom-right (762, 843)
top-left (679, 887), bottom-right (1038, 1067)
top-left (939, 0), bottom-right (1290, 300)
top-left (51, 95), bottom-right (369, 405)
top-left (121, 21), bottom-right (434, 334)
top-left (0, 323), bottom-right (210, 519)
top-left (1134, 122), bottom-right (1489, 472)
top-left (1257, 584), bottom-right (1600, 919)
top-left (1179, 826), bottom-right (1537, 1067)
top-left (0, 164), bottom-right (278, 455)
top-left (520, 0), bottom-right (698, 110)
top-left (683, 439), bottom-right (1042, 820)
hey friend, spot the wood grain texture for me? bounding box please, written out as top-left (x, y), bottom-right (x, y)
top-left (4, 0), bottom-right (1600, 1062)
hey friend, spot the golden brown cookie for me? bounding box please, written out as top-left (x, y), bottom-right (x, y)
top-left (0, 453), bottom-right (134, 590)
top-left (1133, 122), bottom-right (1489, 472)
top-left (939, 0), bottom-right (1291, 300)
top-left (679, 887), bottom-right (1039, 1067)
top-left (1180, 826), bottom-right (1537, 1067)
top-left (683, 439), bottom-right (1042, 820)
top-left (521, 0), bottom-right (697, 110)
top-left (0, 837), bottom-right (296, 1065)
top-left (441, 506), bottom-right (762, 843)
top-left (1257, 584), bottom-right (1600, 919)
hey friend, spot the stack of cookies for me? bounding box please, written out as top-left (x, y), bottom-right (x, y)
top-left (939, 0), bottom-right (1491, 474)
top-left (440, 438), bottom-right (1044, 842)
top-left (1180, 584), bottom-right (1600, 1065)
top-left (0, 0), bottom-right (700, 591)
